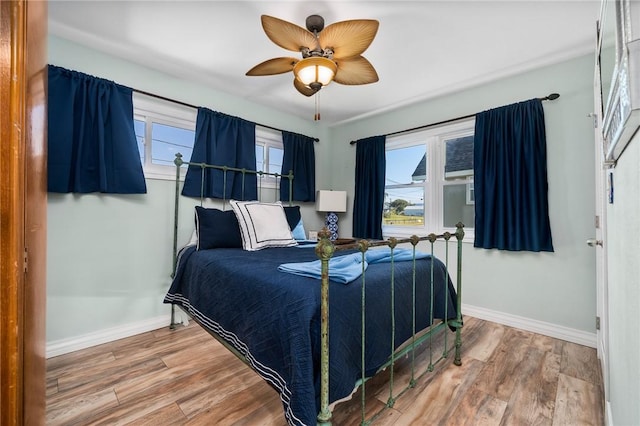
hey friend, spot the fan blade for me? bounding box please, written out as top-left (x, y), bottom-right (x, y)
top-left (333, 56), bottom-right (379, 85)
top-left (261, 15), bottom-right (318, 52)
top-left (319, 19), bottom-right (379, 59)
top-left (246, 57), bottom-right (298, 76)
top-left (293, 78), bottom-right (317, 97)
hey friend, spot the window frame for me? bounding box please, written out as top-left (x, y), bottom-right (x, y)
top-left (383, 119), bottom-right (475, 241)
top-left (255, 126), bottom-right (284, 189)
top-left (132, 95), bottom-right (285, 185)
top-left (133, 93), bottom-right (197, 181)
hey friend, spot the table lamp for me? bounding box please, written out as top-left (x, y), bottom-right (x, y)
top-left (316, 190), bottom-right (348, 241)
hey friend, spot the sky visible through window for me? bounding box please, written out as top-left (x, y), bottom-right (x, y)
top-left (134, 120), bottom-right (195, 166)
top-left (386, 145), bottom-right (425, 205)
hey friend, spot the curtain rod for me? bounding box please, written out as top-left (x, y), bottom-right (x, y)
top-left (132, 88), bottom-right (320, 142)
top-left (349, 93), bottom-right (560, 145)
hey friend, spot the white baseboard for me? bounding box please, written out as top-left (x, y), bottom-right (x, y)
top-left (462, 304), bottom-right (597, 348)
top-left (46, 315), bottom-right (174, 358)
top-left (605, 401), bottom-right (613, 426)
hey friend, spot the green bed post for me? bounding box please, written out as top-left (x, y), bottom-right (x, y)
top-left (170, 152), bottom-right (184, 330)
top-left (454, 222), bottom-right (465, 366)
top-left (315, 228), bottom-right (334, 426)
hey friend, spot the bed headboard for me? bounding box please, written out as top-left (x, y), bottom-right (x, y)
top-left (171, 152), bottom-right (294, 261)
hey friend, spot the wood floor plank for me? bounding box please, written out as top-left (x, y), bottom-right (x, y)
top-left (114, 355), bottom-right (240, 402)
top-left (175, 362), bottom-right (261, 419)
top-left (183, 379), bottom-right (285, 425)
top-left (462, 319), bottom-right (506, 362)
top-left (55, 356), bottom-right (168, 394)
top-left (47, 351), bottom-right (117, 381)
top-left (560, 341), bottom-right (600, 384)
top-left (472, 327), bottom-right (534, 401)
top-left (391, 358), bottom-right (485, 424)
top-left (112, 323), bottom-right (211, 362)
top-left (443, 387), bottom-right (508, 426)
top-left (499, 348), bottom-right (560, 426)
top-left (531, 332), bottom-right (564, 355)
top-left (160, 336), bottom-right (225, 369)
top-left (552, 373), bottom-right (603, 426)
top-left (89, 364), bottom-right (232, 425)
top-left (124, 402), bottom-right (188, 425)
top-left (46, 388), bottom-right (119, 426)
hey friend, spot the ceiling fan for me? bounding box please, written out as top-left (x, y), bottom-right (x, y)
top-left (246, 14), bottom-right (379, 97)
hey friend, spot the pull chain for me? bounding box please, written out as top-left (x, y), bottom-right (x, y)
top-left (314, 91), bottom-right (321, 121)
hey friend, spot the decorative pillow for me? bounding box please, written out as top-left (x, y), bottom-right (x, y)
top-left (283, 205), bottom-right (307, 241)
top-left (230, 200), bottom-right (298, 251)
top-left (291, 218), bottom-right (307, 241)
top-left (283, 206), bottom-right (302, 230)
top-left (194, 206), bottom-right (243, 250)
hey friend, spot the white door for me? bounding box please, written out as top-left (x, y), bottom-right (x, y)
top-left (592, 34), bottom-right (610, 402)
top-left (592, 115), bottom-right (610, 403)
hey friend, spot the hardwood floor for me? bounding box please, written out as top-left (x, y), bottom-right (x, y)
top-left (46, 316), bottom-right (604, 425)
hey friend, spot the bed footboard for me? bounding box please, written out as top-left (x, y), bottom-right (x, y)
top-left (315, 223), bottom-right (464, 426)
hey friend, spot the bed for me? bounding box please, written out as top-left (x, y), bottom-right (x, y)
top-left (164, 154), bottom-right (464, 425)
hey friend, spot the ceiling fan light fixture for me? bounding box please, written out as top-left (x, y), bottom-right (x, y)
top-left (293, 57), bottom-right (337, 89)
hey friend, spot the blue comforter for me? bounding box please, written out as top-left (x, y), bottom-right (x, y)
top-left (164, 245), bottom-right (457, 426)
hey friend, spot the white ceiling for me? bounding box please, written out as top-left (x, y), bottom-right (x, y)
top-left (48, 1), bottom-right (601, 126)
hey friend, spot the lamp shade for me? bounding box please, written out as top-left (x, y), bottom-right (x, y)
top-left (316, 190), bottom-right (347, 213)
top-left (294, 57), bottom-right (337, 87)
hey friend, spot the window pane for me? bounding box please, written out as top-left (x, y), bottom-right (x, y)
top-left (151, 123), bottom-right (195, 166)
top-left (386, 145), bottom-right (427, 184)
top-left (255, 145), bottom-right (265, 173)
top-left (444, 135), bottom-right (474, 179)
top-left (269, 147), bottom-right (283, 174)
top-left (443, 183), bottom-right (475, 228)
top-left (134, 119), bottom-right (145, 163)
top-left (383, 187), bottom-right (425, 226)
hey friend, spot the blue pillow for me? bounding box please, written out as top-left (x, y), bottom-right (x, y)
top-left (291, 217), bottom-right (307, 240)
top-left (283, 206), bottom-right (301, 230)
top-left (195, 206), bottom-right (243, 250)
top-left (284, 206), bottom-right (307, 240)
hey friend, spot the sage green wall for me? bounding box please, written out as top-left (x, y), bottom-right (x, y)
top-left (46, 36), bottom-right (329, 341)
top-left (327, 54), bottom-right (597, 333)
top-left (606, 131), bottom-right (640, 425)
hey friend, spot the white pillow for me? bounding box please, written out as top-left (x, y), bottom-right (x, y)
top-left (230, 200), bottom-right (298, 251)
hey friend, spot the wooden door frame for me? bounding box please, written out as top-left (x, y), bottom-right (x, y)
top-left (0, 1), bottom-right (47, 424)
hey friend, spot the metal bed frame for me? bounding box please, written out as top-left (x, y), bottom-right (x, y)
top-left (168, 153), bottom-right (464, 425)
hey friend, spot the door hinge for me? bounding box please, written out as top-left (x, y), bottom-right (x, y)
top-left (23, 247), bottom-right (28, 273)
top-left (588, 112), bottom-right (598, 128)
top-left (596, 316), bottom-right (601, 330)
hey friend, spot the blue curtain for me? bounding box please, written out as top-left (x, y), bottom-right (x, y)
top-left (279, 131), bottom-right (316, 202)
top-left (353, 135), bottom-right (386, 239)
top-left (474, 98), bottom-right (554, 252)
top-left (182, 108), bottom-right (257, 200)
top-left (47, 65), bottom-right (146, 193)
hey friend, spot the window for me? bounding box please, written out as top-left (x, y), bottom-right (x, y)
top-left (132, 94), bottom-right (284, 182)
top-left (255, 127), bottom-right (284, 187)
top-left (383, 120), bottom-right (475, 238)
top-left (133, 93), bottom-right (197, 180)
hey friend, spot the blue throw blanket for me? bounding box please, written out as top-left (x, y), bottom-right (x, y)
top-left (278, 247), bottom-right (430, 283)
